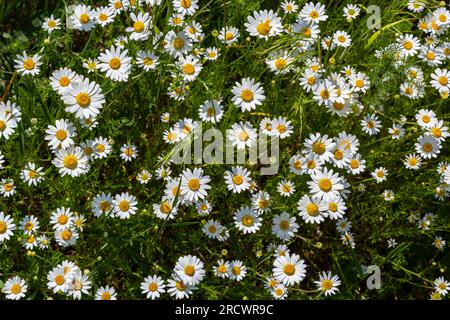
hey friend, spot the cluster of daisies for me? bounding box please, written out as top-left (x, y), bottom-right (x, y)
top-left (1, 0), bottom-right (450, 300)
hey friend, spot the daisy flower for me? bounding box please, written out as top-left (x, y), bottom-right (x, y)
top-left (178, 55), bottom-right (203, 82)
top-left (174, 255), bottom-right (205, 286)
top-left (227, 121), bottom-right (257, 149)
top-left (277, 179), bottom-right (295, 197)
top-left (45, 119), bottom-right (76, 150)
top-left (404, 154), bottom-right (422, 170)
top-left (228, 260), bottom-right (247, 281)
top-left (273, 253), bottom-right (307, 286)
top-left (231, 78), bottom-right (265, 112)
top-left (95, 6), bottom-right (115, 26)
top-left (428, 120), bottom-right (450, 142)
top-left (205, 47), bottom-right (219, 60)
top-left (282, 1), bottom-right (298, 14)
top-left (14, 51), bottom-right (42, 76)
top-left (113, 192), bottom-right (138, 219)
top-left (92, 192), bottom-right (113, 217)
top-left (224, 166), bottom-right (251, 193)
top-left (272, 212), bottom-right (298, 242)
top-left (320, 194), bottom-right (347, 220)
top-left (42, 14), bottom-right (61, 33)
top-left (153, 198), bottom-right (178, 220)
top-left (343, 4), bottom-right (360, 21)
top-left (430, 68), bottom-right (450, 93)
top-left (398, 34), bottom-right (420, 58)
top-left (203, 220), bottom-right (223, 239)
top-left (271, 117), bottom-right (293, 139)
top-left (137, 169), bottom-right (152, 184)
top-left (307, 168), bottom-right (345, 203)
top-left (0, 178), bottom-right (16, 197)
top-left (213, 260), bottom-right (230, 279)
top-left (433, 236), bottom-right (446, 251)
top-left (415, 134), bottom-right (441, 159)
top-left (314, 271), bottom-right (341, 296)
top-left (333, 30), bottom-right (352, 47)
top-left (266, 51), bottom-right (294, 74)
top-left (20, 162), bottom-right (44, 186)
top-left (199, 100), bottom-right (224, 123)
top-left (83, 58), bottom-right (99, 73)
top-left (98, 45), bottom-right (132, 82)
top-left (66, 270), bottom-right (91, 300)
top-left (218, 26), bottom-right (240, 44)
top-left (361, 113), bottom-right (381, 135)
top-left (372, 167), bottom-right (388, 183)
top-left (120, 144), bottom-right (138, 162)
top-left (126, 12), bottom-right (152, 41)
top-left (173, 0), bottom-right (199, 16)
top-left (180, 167), bottom-right (211, 202)
top-left (271, 284), bottom-right (288, 300)
top-left (137, 51), bottom-right (159, 71)
top-left (0, 212), bottom-right (15, 243)
top-left (95, 285), bottom-right (117, 300)
top-left (245, 10), bottom-right (283, 40)
top-left (164, 31), bottom-right (192, 58)
top-left (298, 194), bottom-right (327, 224)
top-left (141, 275), bottom-right (166, 300)
top-left (252, 190), bottom-right (271, 213)
top-left (167, 275), bottom-right (195, 299)
top-left (388, 124), bottom-right (405, 139)
top-left (62, 78), bottom-right (106, 119)
top-left (3, 276), bottom-right (27, 300)
top-left (93, 137), bottom-right (112, 159)
top-left (234, 206), bottom-right (262, 234)
top-left (299, 2), bottom-right (328, 23)
top-left (416, 109), bottom-right (437, 128)
top-left (18, 215), bottom-right (39, 235)
top-left (55, 227), bottom-right (79, 247)
top-left (49, 68), bottom-right (80, 95)
top-left (434, 277), bottom-right (450, 296)
top-left (52, 146), bottom-right (90, 177)
top-left (70, 5), bottom-right (96, 31)
top-left (47, 267), bottom-right (69, 294)
top-left (350, 72), bottom-right (370, 93)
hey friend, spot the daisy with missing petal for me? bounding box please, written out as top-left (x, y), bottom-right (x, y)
top-left (298, 194), bottom-right (327, 224)
top-left (415, 134), bottom-right (442, 159)
top-left (205, 47), bottom-right (219, 61)
top-left (3, 276), bottom-right (27, 300)
top-left (174, 255), bottom-right (205, 286)
top-left (126, 12), bottom-right (152, 41)
top-left (228, 260), bottom-right (247, 281)
top-left (45, 119), bottom-right (76, 150)
top-left (273, 253), bottom-right (307, 286)
top-left (180, 168), bottom-right (211, 202)
top-left (167, 275), bottom-right (196, 299)
top-left (49, 68), bottom-right (80, 95)
top-left (19, 215), bottom-right (39, 235)
top-left (266, 51), bottom-right (294, 75)
top-left (141, 275), bottom-right (166, 300)
top-left (92, 192), bottom-right (113, 217)
top-left (83, 58), bottom-right (99, 73)
top-left (98, 46), bottom-right (132, 82)
top-left (14, 51), bottom-right (42, 76)
top-left (173, 0), bottom-right (199, 16)
top-left (404, 154), bottom-right (422, 170)
top-left (62, 78), bottom-right (106, 119)
top-left (42, 14), bottom-right (61, 33)
top-left (272, 212), bottom-right (298, 242)
top-left (231, 78), bottom-right (265, 112)
top-left (0, 212), bottom-right (15, 243)
top-left (95, 286), bottom-right (117, 300)
top-left (372, 167), bottom-right (388, 183)
top-left (70, 5), bottom-right (95, 31)
top-left (227, 121), bottom-right (257, 149)
top-left (219, 26), bottom-right (240, 44)
top-left (120, 144), bottom-right (138, 162)
top-left (224, 166), bottom-right (251, 193)
top-left (178, 55), bottom-right (203, 82)
top-left (245, 10), bottom-right (283, 40)
top-left (361, 113), bottom-right (381, 135)
top-left (199, 100), bottom-right (224, 123)
top-left (113, 192), bottom-right (138, 219)
top-left (137, 51), bottom-right (159, 71)
top-left (299, 2), bottom-right (328, 23)
top-left (314, 271), bottom-right (341, 296)
top-left (234, 206), bottom-right (262, 234)
top-left (52, 146), bottom-right (90, 177)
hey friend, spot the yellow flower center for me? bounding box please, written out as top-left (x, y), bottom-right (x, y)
top-left (25, 222), bottom-right (34, 231)
top-left (96, 144), bottom-right (105, 153)
top-left (58, 214), bottom-right (68, 225)
top-left (309, 10), bottom-right (319, 19)
top-left (114, 1), bottom-right (123, 9)
top-left (320, 89), bottom-right (329, 99)
top-left (4, 183), bottom-right (13, 192)
top-left (187, 178), bottom-right (200, 191)
top-left (279, 220), bottom-right (290, 231)
top-left (182, 63), bottom-right (195, 75)
top-left (23, 58), bottom-right (35, 70)
top-left (306, 203), bottom-right (319, 216)
top-left (59, 76), bottom-right (70, 87)
top-left (55, 275), bottom-right (65, 286)
top-left (143, 57), bottom-right (153, 66)
top-left (63, 155), bottom-right (78, 169)
top-left (422, 143), bottom-right (433, 153)
top-left (181, 0), bottom-right (191, 8)
top-left (76, 92), bottom-right (91, 108)
top-left (240, 89), bottom-right (254, 102)
top-left (319, 178), bottom-right (332, 191)
top-left (367, 120), bottom-right (375, 129)
top-left (334, 149), bottom-right (343, 160)
top-left (0, 221), bottom-right (7, 234)
top-left (258, 199), bottom-right (269, 209)
top-left (439, 14), bottom-right (447, 23)
top-left (232, 175), bottom-right (244, 185)
top-left (322, 279), bottom-right (333, 290)
top-left (225, 32), bottom-right (234, 41)
top-left (47, 20), bottom-right (56, 28)
top-left (293, 160), bottom-right (302, 170)
top-left (241, 215), bottom-right (254, 227)
top-left (124, 147), bottom-right (133, 157)
top-left (79, 13), bottom-right (90, 24)
top-left (218, 265), bottom-right (227, 273)
top-left (10, 284), bottom-right (21, 295)
top-left (184, 265), bottom-right (195, 276)
top-left (426, 51), bottom-right (435, 60)
top-left (173, 17), bottom-right (182, 25)
top-left (208, 225), bottom-right (217, 233)
top-left (0, 120), bottom-right (6, 132)
top-left (133, 21), bottom-right (145, 33)
top-left (118, 200), bottom-right (130, 212)
top-left (274, 58), bottom-right (287, 69)
top-left (256, 20), bottom-right (271, 36)
top-left (232, 266), bottom-right (241, 275)
top-left (408, 158), bottom-right (417, 166)
top-left (239, 130), bottom-right (249, 142)
top-left (175, 281), bottom-right (185, 291)
top-left (338, 35), bottom-right (346, 43)
top-left (438, 76), bottom-right (448, 86)
top-left (312, 141), bottom-right (326, 154)
top-left (302, 28), bottom-right (312, 37)
top-left (160, 202), bottom-right (172, 214)
top-left (109, 58), bottom-right (121, 70)
top-left (101, 292), bottom-right (111, 300)
top-left (99, 13), bottom-right (108, 21)
top-left (329, 202), bottom-right (338, 212)
top-left (173, 37), bottom-right (185, 50)
top-left (99, 200), bottom-right (110, 212)
top-left (355, 79), bottom-right (365, 88)
top-left (56, 130), bottom-right (67, 141)
top-left (283, 264), bottom-right (295, 276)
top-left (403, 41), bottom-right (413, 50)
top-left (61, 229), bottom-right (72, 241)
top-left (148, 282), bottom-right (158, 292)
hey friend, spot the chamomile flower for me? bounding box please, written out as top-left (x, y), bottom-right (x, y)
top-left (174, 255), bottom-right (205, 286)
top-left (320, 195), bottom-right (346, 220)
top-left (234, 206), bottom-right (262, 234)
top-left (50, 207), bottom-right (74, 230)
top-left (92, 192), bottom-right (114, 217)
top-left (199, 100), bottom-right (224, 123)
top-left (14, 51), bottom-right (42, 76)
top-left (403, 154), bottom-right (422, 170)
top-left (45, 119), bottom-right (76, 150)
top-left (350, 72), bottom-right (370, 93)
top-left (361, 113), bottom-right (381, 135)
top-left (273, 253), bottom-right (307, 286)
top-left (407, 0), bottom-right (425, 13)
top-left (308, 168), bottom-right (345, 201)
top-left (434, 277), bottom-right (450, 296)
top-left (95, 6), bottom-right (115, 26)
top-left (120, 144), bottom-right (138, 162)
top-left (430, 68), bottom-right (450, 92)
top-left (231, 78), bottom-right (265, 112)
top-left (47, 267), bottom-right (69, 294)
top-left (126, 12), bottom-right (151, 41)
top-left (245, 10), bottom-right (283, 40)
top-left (277, 180), bottom-right (295, 197)
top-left (272, 212), bottom-right (298, 242)
top-left (70, 5), bottom-right (96, 31)
top-left (0, 212), bottom-right (15, 243)
top-left (228, 260), bottom-right (247, 281)
top-left (3, 276), bottom-right (27, 300)
top-left (205, 47), bottom-right (219, 60)
top-left (164, 31), bottom-right (192, 58)
top-left (52, 146), bottom-right (90, 177)
top-left (153, 198), bottom-right (178, 220)
top-left (252, 191), bottom-right (271, 213)
top-left (203, 220), bottom-right (223, 239)
top-left (18, 215), bottom-right (39, 235)
top-left (173, 0), bottom-right (199, 16)
top-left (98, 46), bottom-right (132, 82)
top-left (95, 286), bottom-right (117, 300)
top-left (214, 260), bottom-right (230, 279)
top-left (55, 227), bottom-right (79, 247)
top-left (299, 2), bottom-right (328, 23)
top-left (333, 30), bottom-right (352, 47)
top-left (141, 275), bottom-right (166, 300)
top-left (66, 270), bottom-right (91, 300)
top-left (83, 58), bottom-right (99, 73)
top-left (224, 166), bottom-right (251, 193)
top-left (93, 137), bottom-right (112, 159)
top-left (416, 109), bottom-right (437, 128)
top-left (298, 194), bottom-right (327, 224)
top-left (42, 14), bottom-right (61, 33)
top-left (314, 271), bottom-right (341, 296)
top-left (1, 178), bottom-right (16, 197)
top-left (49, 68), bottom-right (80, 95)
top-left (178, 55), bottom-right (202, 82)
top-left (195, 200), bottom-right (212, 215)
top-left (372, 167), bottom-right (388, 183)
top-left (389, 124), bottom-right (405, 139)
top-left (219, 26), bottom-right (240, 44)
top-left (398, 34), bottom-right (420, 58)
top-left (282, 1), bottom-right (298, 14)
top-left (137, 51), bottom-right (159, 71)
top-left (21, 162), bottom-right (44, 186)
top-left (271, 284), bottom-right (288, 300)
top-left (415, 134), bottom-right (441, 159)
top-left (62, 78), bottom-right (106, 119)
top-left (167, 275), bottom-right (195, 299)
top-left (180, 168), bottom-right (211, 202)
top-left (304, 133), bottom-right (335, 162)
top-left (228, 121), bottom-right (257, 149)
top-left (428, 120), bottom-right (449, 141)
top-left (343, 4), bottom-right (360, 21)
top-left (113, 192), bottom-right (138, 219)
top-left (137, 169), bottom-right (152, 184)
top-left (266, 51), bottom-right (294, 75)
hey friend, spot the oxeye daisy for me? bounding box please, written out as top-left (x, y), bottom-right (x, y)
top-left (98, 45), bottom-right (132, 82)
top-left (185, 21), bottom-right (204, 42)
top-left (397, 34), bottom-right (420, 58)
top-left (350, 72), bottom-right (370, 93)
top-left (419, 45), bottom-right (444, 67)
top-left (245, 10), bottom-right (283, 40)
top-left (55, 227), bottom-right (79, 247)
top-left (50, 207), bottom-right (74, 230)
top-left (281, 1), bottom-right (298, 14)
top-left (205, 47), bottom-right (219, 60)
top-left (272, 212), bottom-right (298, 242)
top-left (298, 194), bottom-right (327, 224)
top-left (271, 284), bottom-right (288, 300)
top-left (83, 58), bottom-right (99, 73)
top-left (313, 79), bottom-right (338, 108)
top-left (92, 192), bottom-right (114, 217)
top-left (333, 30), bottom-right (352, 47)
top-left (227, 121), bottom-right (257, 149)
top-left (45, 119), bottom-right (76, 150)
top-left (430, 68), bottom-right (450, 93)
top-left (42, 14), bottom-right (61, 33)
top-left (277, 179), bottom-right (295, 197)
top-left (299, 69), bottom-right (322, 92)
top-left (228, 260), bottom-right (247, 281)
top-left (404, 154), bottom-right (422, 170)
top-left (434, 277), bottom-right (450, 296)
top-left (173, 0), bottom-right (199, 16)
top-left (372, 167), bottom-right (388, 183)
top-left (164, 31), bottom-right (192, 58)
top-left (153, 197), bottom-right (178, 220)
top-left (37, 234), bottom-right (49, 249)
top-left (70, 5), bottom-right (95, 31)
top-left (167, 275), bottom-right (196, 299)
top-left (92, 137), bottom-right (112, 159)
top-left (252, 191), bottom-right (271, 214)
top-left (219, 26), bottom-right (240, 44)
top-left (416, 109), bottom-right (437, 128)
top-left (126, 12), bottom-right (152, 41)
top-left (361, 113), bottom-right (381, 135)
top-left (224, 166), bottom-right (251, 193)
top-left (266, 51), bottom-right (294, 74)
top-left (407, 0), bottom-right (425, 13)
top-left (195, 200), bottom-right (212, 215)
top-left (320, 195), bottom-right (347, 220)
top-left (3, 276), bottom-right (27, 300)
top-left (52, 146), bottom-right (90, 177)
top-left (203, 220), bottom-right (223, 239)
top-left (433, 236), bottom-right (446, 251)
top-left (415, 134), bottom-right (442, 159)
top-left (137, 51), bottom-right (159, 71)
top-left (214, 259), bottom-right (230, 279)
top-left (1, 178), bottom-right (15, 197)
top-left (120, 144), bottom-right (138, 162)
top-left (66, 270), bottom-right (91, 300)
top-left (180, 167), bottom-right (211, 202)
top-left (47, 267), bottom-right (69, 294)
top-left (388, 123), bottom-right (405, 139)
top-left (299, 2), bottom-right (328, 23)
top-left (234, 206), bottom-right (262, 234)
top-left (18, 215), bottom-right (39, 235)
top-left (428, 120), bottom-right (449, 141)
top-left (178, 55), bottom-right (202, 82)
top-left (314, 271), bottom-right (341, 296)
top-left (174, 255), bottom-right (205, 286)
top-left (271, 117), bottom-right (293, 139)
top-left (49, 68), bottom-right (80, 95)
top-left (169, 13), bottom-right (184, 27)
top-left (14, 51), bottom-right (42, 76)
top-left (343, 4), bottom-right (360, 21)
top-left (141, 275), bottom-right (166, 300)
top-left (20, 162), bottom-right (44, 186)
top-left (231, 78), bottom-right (265, 112)
top-left (199, 99), bottom-right (224, 123)
top-left (113, 192), bottom-right (138, 219)
top-left (95, 286), bottom-right (117, 300)
top-left (62, 78), bottom-right (106, 119)
top-left (0, 212), bottom-right (16, 243)
top-left (303, 132), bottom-right (335, 162)
top-left (95, 6), bottom-right (115, 26)
top-left (137, 169), bottom-right (152, 184)
top-left (273, 253), bottom-right (307, 286)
